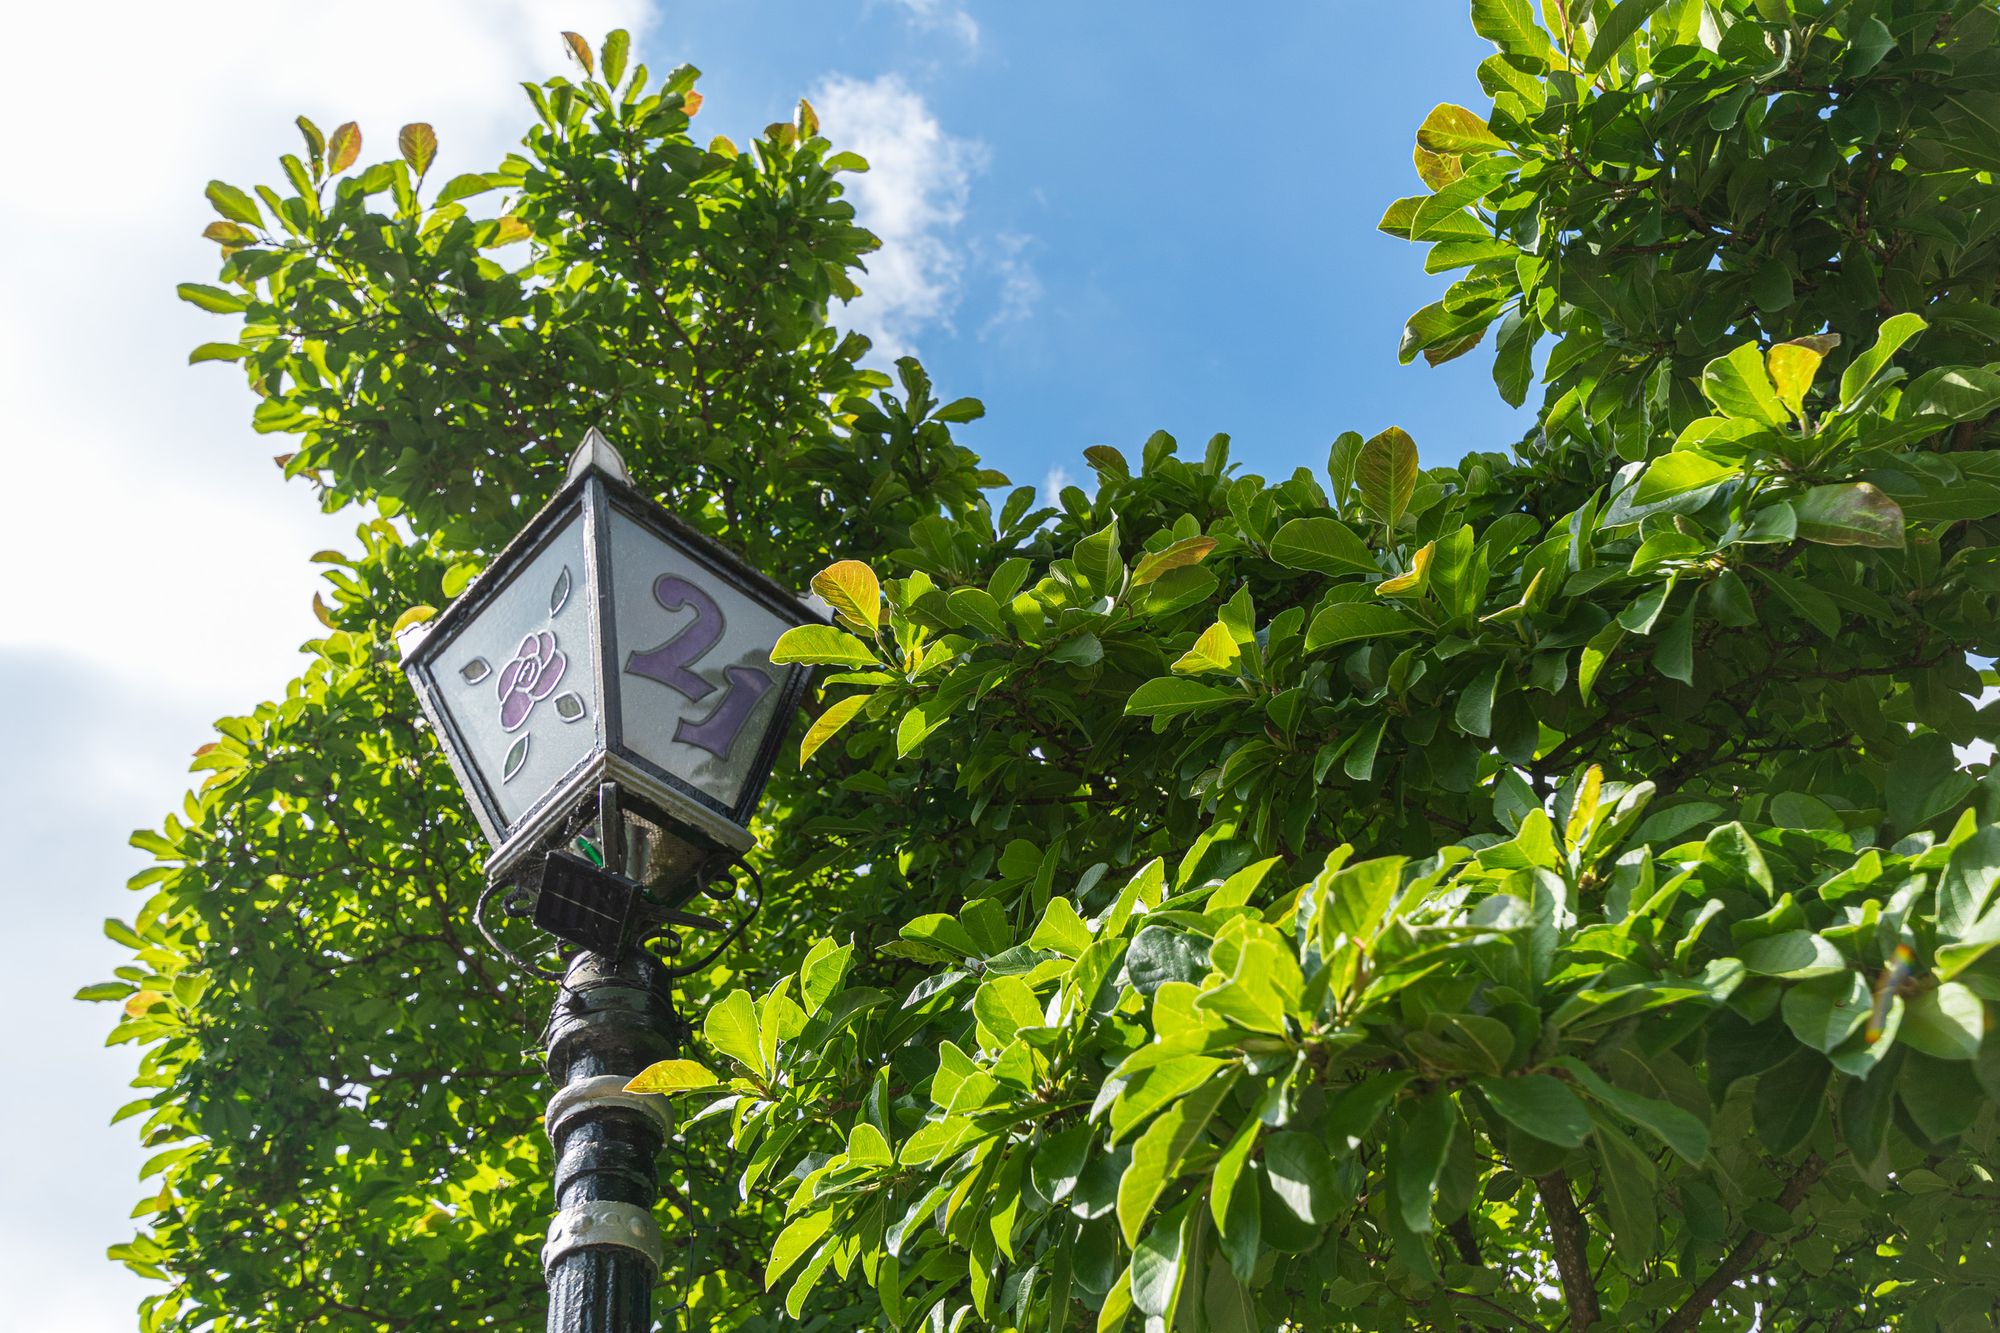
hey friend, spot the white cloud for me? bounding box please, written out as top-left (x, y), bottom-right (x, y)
top-left (812, 74), bottom-right (985, 360)
top-left (1041, 465), bottom-right (1073, 508)
top-left (983, 231), bottom-right (1044, 335)
top-left (0, 6), bottom-right (659, 1330)
top-left (880, 0), bottom-right (981, 48)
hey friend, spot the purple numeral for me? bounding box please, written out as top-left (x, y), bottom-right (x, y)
top-left (625, 574), bottom-right (776, 762)
top-left (674, 664), bottom-right (776, 759)
top-left (626, 576), bottom-right (723, 701)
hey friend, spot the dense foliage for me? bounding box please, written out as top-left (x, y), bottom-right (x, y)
top-left (99, 4), bottom-right (2000, 1330)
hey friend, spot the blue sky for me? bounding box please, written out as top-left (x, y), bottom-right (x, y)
top-left (0, 3), bottom-right (1532, 1328)
top-left (674, 1), bottom-right (1535, 488)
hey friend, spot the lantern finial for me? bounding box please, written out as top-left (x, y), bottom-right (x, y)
top-left (566, 427), bottom-right (631, 485)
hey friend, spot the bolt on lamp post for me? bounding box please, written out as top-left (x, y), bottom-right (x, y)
top-left (401, 430), bottom-right (818, 1333)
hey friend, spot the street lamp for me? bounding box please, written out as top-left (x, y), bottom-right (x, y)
top-left (402, 429), bottom-right (817, 1333)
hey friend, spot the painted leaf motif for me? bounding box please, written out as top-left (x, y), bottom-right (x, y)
top-left (459, 657), bottom-right (492, 685)
top-left (552, 692), bottom-right (586, 722)
top-left (501, 734), bottom-right (530, 782)
top-left (549, 566), bottom-right (572, 616)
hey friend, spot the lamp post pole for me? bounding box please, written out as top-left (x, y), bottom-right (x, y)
top-left (400, 431), bottom-right (818, 1332)
top-left (540, 949), bottom-right (686, 1333)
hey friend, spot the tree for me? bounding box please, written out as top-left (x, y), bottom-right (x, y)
top-left (100, 5), bottom-right (2000, 1330)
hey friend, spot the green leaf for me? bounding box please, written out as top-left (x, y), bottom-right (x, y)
top-left (704, 989), bottom-right (764, 1076)
top-left (1117, 1076), bottom-right (1233, 1246)
top-left (1454, 664), bottom-right (1500, 737)
top-left (1269, 518), bottom-right (1378, 576)
top-left (1632, 452), bottom-right (1736, 507)
top-left (601, 28), bottom-right (631, 86)
top-left (1415, 103), bottom-right (1507, 154)
top-left (1899, 982), bottom-right (1985, 1061)
top-left (624, 1059), bottom-right (720, 1094)
top-left (946, 586), bottom-right (1008, 636)
top-left (1262, 1131), bottom-right (1337, 1226)
top-left (1132, 536), bottom-right (1217, 586)
top-left (1740, 931), bottom-right (1846, 978)
top-left (1593, 1125), bottom-right (1659, 1261)
top-left (1304, 603), bottom-right (1419, 651)
top-left (1029, 896), bottom-right (1093, 958)
top-left (1172, 623), bottom-right (1241, 676)
top-left (176, 283), bottom-right (247, 315)
top-left (1654, 604), bottom-right (1695, 684)
top-left (1124, 678), bottom-right (1237, 718)
top-left (1473, 1075), bottom-right (1591, 1148)
top-left (1585, 0), bottom-right (1671, 72)
top-left (1767, 340), bottom-right (1825, 416)
top-left (1701, 342), bottom-right (1787, 425)
top-left (1129, 1197), bottom-right (1193, 1318)
top-left (771, 624), bottom-right (878, 667)
top-left (1355, 427), bottom-right (1419, 531)
top-left (1781, 972), bottom-right (1874, 1053)
top-left (188, 342), bottom-right (248, 364)
top-left (1840, 312), bottom-right (1926, 407)
top-left (1469, 0), bottom-right (1549, 60)
top-left (204, 180), bottom-right (262, 228)
top-left (1033, 1125), bottom-right (1092, 1204)
top-left (1342, 714), bottom-right (1388, 782)
top-left (765, 1209), bottom-right (831, 1288)
top-left (1074, 520), bottom-right (1123, 595)
top-left (800, 694), bottom-right (868, 765)
top-left (1557, 1059), bottom-right (1709, 1165)
top-left (1388, 1093), bottom-right (1454, 1233)
top-left (1792, 483), bottom-right (1905, 549)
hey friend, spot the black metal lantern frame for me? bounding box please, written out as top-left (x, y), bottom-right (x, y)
top-left (402, 434), bottom-right (820, 899)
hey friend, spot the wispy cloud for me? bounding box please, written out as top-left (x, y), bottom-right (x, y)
top-left (880, 0), bottom-right (980, 48)
top-left (982, 232), bottom-right (1043, 336)
top-left (813, 74), bottom-right (986, 360)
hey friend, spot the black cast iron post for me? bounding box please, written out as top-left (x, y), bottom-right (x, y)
top-left (541, 948), bottom-right (686, 1333)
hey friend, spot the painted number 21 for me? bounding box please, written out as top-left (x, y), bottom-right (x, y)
top-left (625, 575), bottom-right (775, 761)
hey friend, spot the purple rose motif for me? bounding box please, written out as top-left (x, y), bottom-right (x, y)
top-left (496, 630), bottom-right (567, 732)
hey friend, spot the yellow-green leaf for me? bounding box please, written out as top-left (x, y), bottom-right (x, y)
top-left (765, 1210), bottom-right (831, 1289)
top-left (1132, 536), bottom-right (1217, 586)
top-left (1416, 104), bottom-right (1507, 155)
top-left (624, 1059), bottom-right (720, 1094)
top-left (772, 624), bottom-right (877, 668)
top-left (1375, 541), bottom-right (1435, 598)
top-left (1766, 340), bottom-right (1824, 417)
top-left (800, 694), bottom-right (868, 765)
top-left (811, 559), bottom-right (881, 631)
top-left (390, 605), bottom-right (436, 636)
top-left (1172, 623), bottom-right (1241, 675)
top-left (204, 180), bottom-right (262, 227)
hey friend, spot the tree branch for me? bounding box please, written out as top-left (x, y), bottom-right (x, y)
top-left (1658, 1155), bottom-right (1826, 1333)
top-left (1536, 1170), bottom-right (1601, 1331)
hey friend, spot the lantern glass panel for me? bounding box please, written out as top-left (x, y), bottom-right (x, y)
top-left (425, 511), bottom-right (601, 830)
top-left (605, 506), bottom-right (795, 813)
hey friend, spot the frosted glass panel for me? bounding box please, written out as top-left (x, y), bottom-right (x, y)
top-left (428, 514), bottom-right (600, 829)
top-left (607, 510), bottom-right (791, 811)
